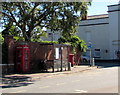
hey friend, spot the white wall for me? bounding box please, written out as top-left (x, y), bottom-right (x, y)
top-left (41, 3), bottom-right (120, 60)
top-left (77, 18), bottom-right (110, 59)
top-left (108, 4), bottom-right (120, 59)
top-left (118, 4), bottom-right (120, 51)
top-left (77, 3), bottom-right (120, 60)
top-left (41, 30), bottom-right (61, 41)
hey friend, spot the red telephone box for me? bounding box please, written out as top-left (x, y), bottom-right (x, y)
top-left (16, 43), bottom-right (30, 73)
top-left (69, 54), bottom-right (75, 67)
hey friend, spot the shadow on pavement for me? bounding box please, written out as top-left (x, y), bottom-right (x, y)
top-left (1, 70), bottom-right (64, 89)
top-left (1, 75), bottom-right (34, 88)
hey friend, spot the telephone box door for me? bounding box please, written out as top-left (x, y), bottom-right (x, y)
top-left (23, 48), bottom-right (30, 72)
top-left (16, 44), bottom-right (30, 73)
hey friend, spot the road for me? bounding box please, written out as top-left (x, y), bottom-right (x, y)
top-left (2, 66), bottom-right (119, 93)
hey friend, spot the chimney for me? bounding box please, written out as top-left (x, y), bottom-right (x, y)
top-left (81, 14), bottom-right (88, 20)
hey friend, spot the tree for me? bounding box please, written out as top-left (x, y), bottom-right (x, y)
top-left (58, 35), bottom-right (87, 53)
top-left (46, 2), bottom-right (91, 39)
top-left (1, 2), bottom-right (49, 41)
top-left (1, 2), bottom-right (91, 41)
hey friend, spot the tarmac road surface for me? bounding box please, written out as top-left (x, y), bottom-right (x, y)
top-left (2, 65), bottom-right (119, 93)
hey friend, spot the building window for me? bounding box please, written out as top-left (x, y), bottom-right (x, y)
top-left (94, 49), bottom-right (101, 58)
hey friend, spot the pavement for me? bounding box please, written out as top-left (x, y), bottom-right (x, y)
top-left (1, 65), bottom-right (97, 87)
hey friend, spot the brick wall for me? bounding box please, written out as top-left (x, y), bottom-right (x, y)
top-left (2, 36), bottom-right (80, 74)
top-left (2, 35), bottom-right (15, 74)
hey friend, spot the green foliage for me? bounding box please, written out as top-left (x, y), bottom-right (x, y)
top-left (31, 38), bottom-right (59, 44)
top-left (1, 2), bottom-right (91, 42)
top-left (40, 40), bottom-right (58, 44)
top-left (78, 40), bottom-right (87, 52)
top-left (58, 36), bottom-right (67, 44)
top-left (31, 27), bottom-right (47, 41)
top-left (70, 36), bottom-right (80, 50)
top-left (0, 33), bottom-right (4, 44)
top-left (31, 38), bottom-right (42, 42)
top-left (2, 22), bottom-right (21, 36)
top-left (58, 35), bottom-right (87, 53)
top-left (13, 36), bottom-right (25, 41)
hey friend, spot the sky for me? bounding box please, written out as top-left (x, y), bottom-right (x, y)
top-left (88, 0), bottom-right (119, 16)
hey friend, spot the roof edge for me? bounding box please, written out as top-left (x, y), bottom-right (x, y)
top-left (87, 14), bottom-right (108, 20)
top-left (108, 4), bottom-right (120, 7)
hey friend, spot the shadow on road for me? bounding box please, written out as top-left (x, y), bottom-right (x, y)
top-left (95, 61), bottom-right (120, 68)
top-left (1, 75), bottom-right (34, 88)
top-left (80, 61), bottom-right (120, 68)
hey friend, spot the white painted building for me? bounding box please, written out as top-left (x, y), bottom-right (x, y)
top-left (77, 3), bottom-right (120, 60)
top-left (41, 30), bottom-right (61, 41)
top-left (42, 2), bottom-right (120, 60)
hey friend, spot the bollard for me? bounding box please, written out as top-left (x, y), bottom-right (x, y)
top-left (92, 58), bottom-right (95, 66)
top-left (68, 62), bottom-right (71, 71)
